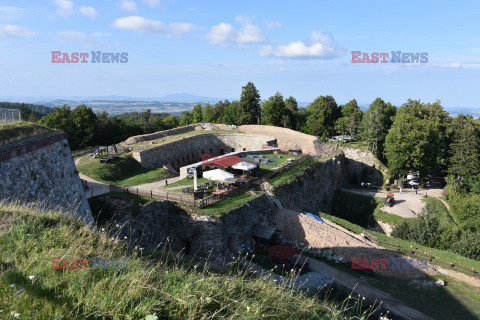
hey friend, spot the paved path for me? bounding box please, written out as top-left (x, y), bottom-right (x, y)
top-left (134, 176), bottom-right (182, 190)
top-left (75, 158), bottom-right (110, 198)
top-left (341, 188), bottom-right (444, 218)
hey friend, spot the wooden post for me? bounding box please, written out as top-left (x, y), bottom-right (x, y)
top-left (151, 190), bottom-right (152, 198)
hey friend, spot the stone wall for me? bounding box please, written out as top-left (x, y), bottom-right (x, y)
top-left (110, 157), bottom-right (341, 259)
top-left (123, 123), bottom-right (237, 145)
top-left (238, 125), bottom-right (336, 157)
top-left (134, 133), bottom-right (276, 169)
top-left (0, 132), bottom-right (94, 225)
top-left (340, 147), bottom-right (387, 187)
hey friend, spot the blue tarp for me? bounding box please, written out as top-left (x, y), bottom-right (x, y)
top-left (302, 212), bottom-right (325, 223)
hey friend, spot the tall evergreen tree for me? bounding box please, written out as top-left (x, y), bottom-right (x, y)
top-left (239, 82), bottom-right (261, 124)
top-left (261, 92), bottom-right (286, 127)
top-left (448, 114), bottom-right (480, 179)
top-left (361, 98), bottom-right (396, 154)
top-left (306, 95), bottom-right (339, 137)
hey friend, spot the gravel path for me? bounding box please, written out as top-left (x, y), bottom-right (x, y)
top-left (74, 158), bottom-right (110, 198)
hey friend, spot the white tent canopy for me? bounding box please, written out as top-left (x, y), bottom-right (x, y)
top-left (232, 161), bottom-right (258, 171)
top-left (203, 169), bottom-right (235, 182)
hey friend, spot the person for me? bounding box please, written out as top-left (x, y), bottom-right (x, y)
top-left (165, 179), bottom-right (168, 186)
top-left (412, 187), bottom-right (414, 193)
top-left (415, 188), bottom-right (417, 195)
top-left (361, 182), bottom-right (365, 188)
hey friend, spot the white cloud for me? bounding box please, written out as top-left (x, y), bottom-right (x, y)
top-left (113, 16), bottom-right (166, 33)
top-left (142, 0), bottom-right (161, 7)
top-left (169, 22), bottom-right (201, 37)
top-left (55, 30), bottom-right (96, 46)
top-left (55, 0), bottom-right (74, 17)
top-left (80, 6), bottom-right (97, 19)
top-left (265, 19), bottom-right (282, 29)
top-left (120, 0), bottom-right (138, 12)
top-left (260, 29), bottom-right (345, 59)
top-left (440, 62), bottom-right (461, 68)
top-left (0, 24), bottom-right (36, 38)
top-left (206, 16), bottom-right (267, 47)
top-left (113, 16), bottom-right (199, 37)
top-left (206, 23), bottom-right (238, 46)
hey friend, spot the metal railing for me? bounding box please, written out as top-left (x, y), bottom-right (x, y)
top-left (0, 109), bottom-right (21, 124)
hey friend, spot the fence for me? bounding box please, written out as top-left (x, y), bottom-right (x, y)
top-left (0, 109), bottom-right (21, 124)
top-left (110, 185), bottom-right (198, 206)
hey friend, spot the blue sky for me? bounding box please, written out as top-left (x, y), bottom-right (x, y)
top-left (1, 0), bottom-right (480, 108)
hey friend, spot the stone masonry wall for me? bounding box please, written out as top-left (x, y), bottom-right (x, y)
top-left (340, 147), bottom-right (387, 186)
top-left (111, 157), bottom-right (340, 259)
top-left (0, 132), bottom-right (94, 225)
top-left (134, 133), bottom-right (276, 169)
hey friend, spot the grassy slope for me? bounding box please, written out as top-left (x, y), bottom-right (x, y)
top-left (268, 158), bottom-right (319, 187)
top-left (0, 203), bottom-right (339, 320)
top-left (77, 153), bottom-right (175, 186)
top-left (0, 122), bottom-right (55, 146)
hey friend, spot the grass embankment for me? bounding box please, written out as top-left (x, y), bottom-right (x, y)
top-left (0, 122), bottom-right (55, 146)
top-left (331, 190), bottom-right (408, 228)
top-left (187, 192), bottom-right (265, 216)
top-left (268, 157), bottom-right (319, 187)
top-left (316, 212), bottom-right (480, 319)
top-left (0, 202), bottom-right (373, 319)
top-left (77, 153), bottom-right (175, 186)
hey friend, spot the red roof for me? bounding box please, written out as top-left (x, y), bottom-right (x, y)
top-left (203, 156), bottom-right (258, 167)
top-left (267, 245), bottom-right (298, 259)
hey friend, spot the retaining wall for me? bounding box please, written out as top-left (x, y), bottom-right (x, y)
top-left (0, 132), bottom-right (94, 225)
top-left (133, 133), bottom-right (277, 169)
top-left (340, 147), bottom-right (387, 186)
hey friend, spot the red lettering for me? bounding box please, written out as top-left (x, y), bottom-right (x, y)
top-left (380, 259), bottom-right (389, 270)
top-left (370, 259), bottom-right (379, 269)
top-left (380, 52), bottom-right (389, 63)
top-left (351, 257), bottom-right (362, 269)
top-left (51, 257), bottom-right (62, 269)
top-left (361, 259), bottom-right (370, 269)
top-left (61, 52), bottom-right (71, 63)
top-left (370, 52), bottom-right (379, 63)
top-left (351, 51), bottom-right (362, 63)
top-left (79, 259), bottom-right (89, 269)
top-left (79, 52), bottom-right (89, 63)
top-left (361, 52), bottom-right (370, 63)
top-left (71, 52), bottom-right (79, 63)
top-left (51, 51), bottom-right (62, 63)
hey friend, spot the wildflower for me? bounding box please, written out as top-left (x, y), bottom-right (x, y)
top-left (28, 275), bottom-right (36, 280)
top-left (111, 237), bottom-right (115, 241)
top-left (101, 228), bottom-right (105, 231)
top-left (124, 236), bottom-right (128, 239)
top-left (16, 290), bottom-right (23, 295)
top-left (10, 311), bottom-right (20, 318)
top-left (9, 284), bottom-right (15, 288)
top-left (247, 306), bottom-right (250, 312)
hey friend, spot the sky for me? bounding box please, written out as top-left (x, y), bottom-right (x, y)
top-left (1, 0), bottom-right (480, 109)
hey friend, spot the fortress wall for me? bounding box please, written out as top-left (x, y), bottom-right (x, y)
top-left (0, 132), bottom-right (94, 225)
top-left (340, 147), bottom-right (386, 186)
top-left (237, 125), bottom-right (336, 156)
top-left (124, 124), bottom-right (197, 145)
top-left (134, 133), bottom-right (276, 169)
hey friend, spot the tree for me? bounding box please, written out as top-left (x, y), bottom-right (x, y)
top-left (179, 111), bottom-right (192, 126)
top-left (223, 101), bottom-right (240, 125)
top-left (306, 95), bottom-right (339, 136)
top-left (192, 104), bottom-right (203, 123)
top-left (261, 92), bottom-right (286, 127)
top-left (448, 114), bottom-right (480, 180)
top-left (361, 98), bottom-right (396, 155)
top-left (285, 96), bottom-right (298, 129)
top-left (213, 100), bottom-right (229, 123)
top-left (202, 103), bottom-right (215, 123)
top-left (384, 100), bottom-right (451, 177)
top-left (70, 105), bottom-right (97, 149)
top-left (238, 82), bottom-right (261, 124)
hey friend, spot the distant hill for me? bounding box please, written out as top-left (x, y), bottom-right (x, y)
top-left (0, 102), bottom-right (54, 117)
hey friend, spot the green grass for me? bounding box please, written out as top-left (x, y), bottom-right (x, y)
top-left (0, 122), bottom-right (55, 146)
top-left (318, 212), bottom-right (480, 273)
top-left (77, 153), bottom-right (175, 186)
top-left (163, 177), bottom-right (210, 188)
top-left (0, 202), bottom-right (378, 320)
top-left (268, 158), bottom-right (320, 187)
top-left (186, 192), bottom-right (265, 216)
